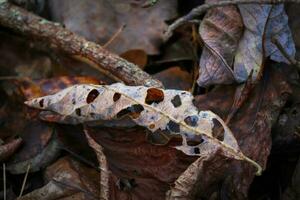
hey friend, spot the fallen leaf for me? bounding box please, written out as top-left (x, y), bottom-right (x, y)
top-left (120, 49), bottom-right (148, 70)
top-left (154, 67), bottom-right (193, 90)
top-left (191, 65), bottom-right (291, 199)
top-left (198, 1), bottom-right (243, 87)
top-left (0, 138), bottom-right (22, 161)
top-left (25, 83), bottom-right (262, 173)
top-left (49, 0), bottom-right (177, 54)
top-left (18, 156), bottom-right (100, 200)
top-left (7, 121), bottom-right (60, 174)
top-left (234, 4), bottom-right (295, 82)
top-left (16, 76), bottom-right (101, 99)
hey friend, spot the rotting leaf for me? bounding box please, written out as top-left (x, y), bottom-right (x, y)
top-left (18, 156), bottom-right (100, 200)
top-left (7, 122), bottom-right (60, 174)
top-left (198, 1), bottom-right (243, 87)
top-left (0, 137), bottom-right (22, 161)
top-left (25, 83), bottom-right (262, 174)
top-left (234, 4), bottom-right (296, 82)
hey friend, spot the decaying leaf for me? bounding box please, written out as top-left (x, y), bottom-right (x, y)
top-left (7, 121), bottom-right (60, 174)
top-left (0, 137), bottom-right (22, 161)
top-left (18, 156), bottom-right (100, 200)
top-left (154, 66), bottom-right (193, 91)
top-left (120, 49), bottom-right (148, 70)
top-left (25, 83), bottom-right (262, 174)
top-left (234, 4), bottom-right (295, 82)
top-left (198, 2), bottom-right (243, 87)
top-left (16, 76), bottom-right (101, 99)
top-left (48, 0), bottom-right (177, 54)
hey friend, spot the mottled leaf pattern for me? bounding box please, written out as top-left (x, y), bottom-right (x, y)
top-left (25, 83), bottom-right (262, 174)
top-left (198, 4), bottom-right (243, 87)
top-left (234, 4), bottom-right (295, 82)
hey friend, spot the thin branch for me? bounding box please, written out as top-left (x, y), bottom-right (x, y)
top-left (84, 129), bottom-right (110, 200)
top-left (19, 164), bottom-right (31, 197)
top-left (3, 163), bottom-right (6, 200)
top-left (0, 1), bottom-right (163, 88)
top-left (164, 0), bottom-right (300, 41)
top-left (102, 24), bottom-right (126, 49)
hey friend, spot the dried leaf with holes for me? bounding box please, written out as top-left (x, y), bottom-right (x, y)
top-left (25, 83), bottom-right (262, 175)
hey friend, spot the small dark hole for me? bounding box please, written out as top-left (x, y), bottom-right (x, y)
top-left (86, 89), bottom-right (99, 104)
top-left (113, 93), bottom-right (121, 102)
top-left (39, 99), bottom-right (44, 107)
top-left (193, 147), bottom-right (200, 154)
top-left (75, 108), bottom-right (81, 116)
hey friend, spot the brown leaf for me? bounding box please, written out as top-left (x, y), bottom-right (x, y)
top-left (16, 76), bottom-right (101, 100)
top-left (154, 67), bottom-right (193, 90)
top-left (198, 2), bottom-right (243, 87)
top-left (7, 121), bottom-right (60, 174)
top-left (120, 49), bottom-right (148, 70)
top-left (191, 65), bottom-right (291, 199)
top-left (0, 138), bottom-right (22, 161)
top-left (86, 126), bottom-right (194, 200)
top-left (18, 156), bottom-right (100, 200)
top-left (49, 0), bottom-right (177, 54)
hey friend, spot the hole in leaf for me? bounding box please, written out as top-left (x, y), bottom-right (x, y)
top-left (193, 147), bottom-right (200, 154)
top-left (39, 99), bottom-right (44, 108)
top-left (187, 135), bottom-right (204, 146)
top-left (212, 118), bottom-right (224, 141)
top-left (171, 95), bottom-right (182, 108)
top-left (86, 89), bottom-right (99, 104)
top-left (145, 88), bottom-right (164, 105)
top-left (113, 92), bottom-right (121, 102)
top-left (184, 115), bottom-right (198, 127)
top-left (167, 120), bottom-right (180, 133)
top-left (75, 108), bottom-right (81, 116)
top-left (116, 104), bottom-right (144, 119)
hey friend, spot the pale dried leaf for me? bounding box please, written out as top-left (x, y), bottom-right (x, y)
top-left (234, 4), bottom-right (295, 82)
top-left (25, 83), bottom-right (262, 174)
top-left (198, 4), bottom-right (243, 87)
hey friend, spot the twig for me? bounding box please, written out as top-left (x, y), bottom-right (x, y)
top-left (19, 164), bottom-right (31, 197)
top-left (165, 0), bottom-right (300, 41)
top-left (84, 129), bottom-right (110, 200)
top-left (102, 24), bottom-right (126, 49)
top-left (0, 1), bottom-right (163, 88)
top-left (3, 163), bottom-right (6, 200)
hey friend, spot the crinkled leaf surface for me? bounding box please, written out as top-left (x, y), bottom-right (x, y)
top-left (198, 2), bottom-right (243, 87)
top-left (25, 83), bottom-right (261, 173)
top-left (234, 4), bottom-right (295, 82)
